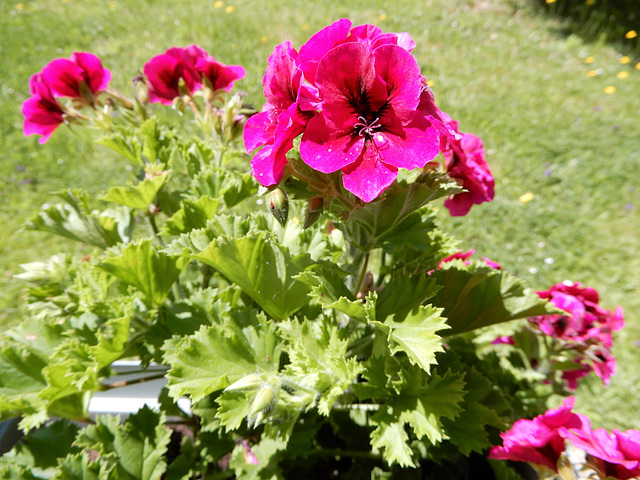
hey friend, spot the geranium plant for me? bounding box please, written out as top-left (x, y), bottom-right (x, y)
top-left (1, 19), bottom-right (630, 480)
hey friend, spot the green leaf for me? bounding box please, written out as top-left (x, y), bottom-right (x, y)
top-left (162, 196), bottom-right (222, 235)
top-left (97, 131), bottom-right (142, 165)
top-left (40, 314), bottom-right (130, 403)
top-left (374, 274), bottom-right (440, 322)
top-left (164, 319), bottom-right (281, 402)
top-left (281, 320), bottom-right (364, 415)
top-left (369, 410), bottom-right (415, 468)
top-left (344, 172), bottom-right (460, 251)
top-left (101, 172), bottom-right (168, 210)
top-left (359, 357), bottom-right (465, 465)
top-left (98, 240), bottom-right (189, 305)
top-left (370, 305), bottom-right (448, 374)
top-left (190, 167), bottom-right (258, 209)
top-left (431, 265), bottom-right (556, 335)
top-left (26, 190), bottom-right (126, 248)
top-left (193, 233), bottom-right (313, 320)
top-left (0, 420), bottom-right (79, 476)
top-left (74, 406), bottom-right (171, 480)
top-left (0, 322), bottom-right (65, 427)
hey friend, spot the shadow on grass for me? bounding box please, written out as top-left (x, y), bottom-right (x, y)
top-left (530, 0), bottom-right (639, 57)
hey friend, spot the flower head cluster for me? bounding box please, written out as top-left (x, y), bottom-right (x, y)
top-left (490, 397), bottom-right (640, 479)
top-left (143, 45), bottom-right (245, 105)
top-left (246, 19), bottom-right (493, 206)
top-left (437, 249), bottom-right (501, 270)
top-left (489, 396), bottom-right (581, 472)
top-left (22, 52), bottom-right (111, 143)
top-left (419, 85), bottom-right (495, 216)
top-left (530, 282), bottom-right (624, 389)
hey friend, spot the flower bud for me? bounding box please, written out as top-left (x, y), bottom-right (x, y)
top-left (249, 385), bottom-right (276, 415)
top-left (303, 197), bottom-right (323, 229)
top-left (224, 374), bottom-right (263, 392)
top-left (266, 188), bottom-right (288, 227)
top-left (133, 74), bottom-right (149, 105)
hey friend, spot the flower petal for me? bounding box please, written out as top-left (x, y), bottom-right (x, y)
top-left (263, 41), bottom-right (301, 110)
top-left (41, 58), bottom-right (84, 97)
top-left (374, 114), bottom-right (439, 170)
top-left (299, 18), bottom-right (352, 84)
top-left (341, 143), bottom-right (398, 202)
top-left (373, 44), bottom-right (423, 121)
top-left (244, 110), bottom-right (275, 153)
top-left (71, 52), bottom-right (111, 93)
top-left (300, 113), bottom-right (364, 173)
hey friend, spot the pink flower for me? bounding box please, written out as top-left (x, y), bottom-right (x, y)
top-left (529, 282), bottom-right (624, 389)
top-left (437, 250), bottom-right (501, 270)
top-left (419, 85), bottom-right (494, 216)
top-left (298, 18), bottom-right (415, 86)
top-left (22, 73), bottom-right (66, 144)
top-left (489, 397), bottom-right (582, 472)
top-left (194, 55), bottom-right (245, 92)
top-left (560, 416), bottom-right (640, 479)
top-left (482, 257), bottom-right (502, 269)
top-left (299, 42), bottom-right (439, 201)
top-left (438, 249), bottom-right (476, 268)
top-left (144, 45), bottom-right (213, 105)
top-left (245, 41), bottom-right (312, 186)
top-left (41, 52), bottom-right (111, 99)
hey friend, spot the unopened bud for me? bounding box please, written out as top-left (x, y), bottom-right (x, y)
top-left (249, 385), bottom-right (276, 415)
top-left (133, 74), bottom-right (149, 104)
top-left (303, 197), bottom-right (323, 229)
top-left (148, 204), bottom-right (161, 216)
top-left (225, 374), bottom-right (263, 392)
top-left (266, 188), bottom-right (288, 227)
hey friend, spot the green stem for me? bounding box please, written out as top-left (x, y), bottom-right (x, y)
top-left (147, 212), bottom-right (165, 247)
top-left (354, 252), bottom-right (370, 297)
top-left (316, 448), bottom-right (380, 460)
top-left (100, 372), bottom-right (166, 390)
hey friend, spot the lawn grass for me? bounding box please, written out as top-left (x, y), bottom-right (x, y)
top-left (1, 0), bottom-right (639, 431)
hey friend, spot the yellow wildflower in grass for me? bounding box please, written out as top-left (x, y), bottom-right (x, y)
top-left (260, 36), bottom-right (268, 44)
top-left (546, 0), bottom-right (556, 3)
top-left (519, 193), bottom-right (534, 203)
top-left (426, 80), bottom-right (435, 87)
top-left (636, 62), bottom-right (640, 70)
top-left (379, 14), bottom-right (387, 21)
top-left (302, 24), bottom-right (309, 31)
top-left (231, 43), bottom-right (237, 50)
top-left (626, 31), bottom-right (638, 39)
top-left (214, 1), bottom-right (223, 8)
top-left (16, 3), bottom-right (24, 9)
top-left (225, 5), bottom-right (234, 13)
top-left (617, 71), bottom-right (629, 79)
top-left (109, 1), bottom-right (116, 6)
top-left (585, 0), bottom-right (595, 5)
top-left (587, 70), bottom-right (598, 77)
top-left (604, 86), bottom-right (616, 94)
top-left (585, 56), bottom-right (595, 64)
top-left (620, 56), bottom-right (631, 64)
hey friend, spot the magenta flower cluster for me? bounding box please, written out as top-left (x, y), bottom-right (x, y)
top-left (143, 45), bottom-right (245, 105)
top-left (436, 249), bottom-right (501, 270)
top-left (489, 397), bottom-right (640, 479)
top-left (22, 52), bottom-right (111, 143)
top-left (244, 19), bottom-right (495, 212)
top-left (22, 47), bottom-right (245, 145)
top-left (530, 282), bottom-right (624, 390)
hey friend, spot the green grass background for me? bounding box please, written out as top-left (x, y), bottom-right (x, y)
top-left (1, 0), bottom-right (638, 431)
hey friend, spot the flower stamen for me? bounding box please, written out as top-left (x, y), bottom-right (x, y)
top-left (354, 115), bottom-right (382, 137)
